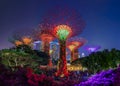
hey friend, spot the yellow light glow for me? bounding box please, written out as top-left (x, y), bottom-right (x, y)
top-left (49, 50), bottom-right (53, 54)
top-left (15, 40), bottom-right (23, 46)
top-left (67, 44), bottom-right (76, 51)
top-left (67, 65), bottom-right (82, 71)
top-left (22, 37), bottom-right (32, 45)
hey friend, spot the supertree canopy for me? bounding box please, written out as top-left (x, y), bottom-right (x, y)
top-left (67, 37), bottom-right (87, 62)
top-left (34, 23), bottom-right (54, 54)
top-left (9, 31), bottom-right (33, 47)
top-left (22, 36), bottom-right (33, 45)
top-left (53, 25), bottom-right (72, 41)
top-left (34, 23), bottom-right (55, 66)
top-left (14, 36), bottom-right (33, 47)
top-left (84, 45), bottom-right (101, 53)
top-left (67, 44), bottom-right (76, 52)
top-left (14, 40), bottom-right (23, 46)
top-left (53, 24), bottom-right (72, 77)
top-left (40, 34), bottom-right (54, 42)
top-left (42, 6), bottom-right (85, 37)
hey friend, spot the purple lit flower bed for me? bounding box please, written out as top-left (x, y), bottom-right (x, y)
top-left (75, 65), bottom-right (120, 86)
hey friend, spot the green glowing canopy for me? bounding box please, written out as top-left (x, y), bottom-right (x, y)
top-left (54, 25), bottom-right (72, 41)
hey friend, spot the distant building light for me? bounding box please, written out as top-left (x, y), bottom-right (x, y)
top-left (81, 53), bottom-right (85, 57)
top-left (34, 41), bottom-right (41, 43)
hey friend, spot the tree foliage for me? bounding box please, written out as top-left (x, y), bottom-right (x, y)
top-left (14, 44), bottom-right (49, 65)
top-left (0, 44), bottom-right (50, 72)
top-left (0, 49), bottom-right (38, 71)
top-left (72, 48), bottom-right (120, 74)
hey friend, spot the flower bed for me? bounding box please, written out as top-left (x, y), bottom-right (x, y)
top-left (75, 65), bottom-right (120, 86)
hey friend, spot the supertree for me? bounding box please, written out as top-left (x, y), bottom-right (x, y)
top-left (34, 23), bottom-right (55, 66)
top-left (67, 37), bottom-right (87, 62)
top-left (53, 24), bottom-right (72, 77)
top-left (10, 36), bottom-right (33, 47)
top-left (84, 45), bottom-right (101, 53)
top-left (9, 31), bottom-right (33, 47)
top-left (41, 6), bottom-right (85, 77)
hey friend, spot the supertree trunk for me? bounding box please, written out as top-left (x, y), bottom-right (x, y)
top-left (42, 41), bottom-right (53, 66)
top-left (71, 50), bottom-right (74, 62)
top-left (74, 49), bottom-right (79, 60)
top-left (70, 49), bottom-right (79, 62)
top-left (56, 40), bottom-right (68, 77)
top-left (43, 41), bottom-right (50, 55)
top-left (45, 41), bottom-right (53, 66)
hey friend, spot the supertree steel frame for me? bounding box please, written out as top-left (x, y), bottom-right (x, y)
top-left (53, 24), bottom-right (72, 77)
top-left (84, 45), bottom-right (101, 53)
top-left (42, 6), bottom-right (85, 37)
top-left (34, 23), bottom-right (55, 66)
top-left (67, 37), bottom-right (87, 62)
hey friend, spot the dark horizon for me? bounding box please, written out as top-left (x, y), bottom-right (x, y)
top-left (0, 0), bottom-right (120, 52)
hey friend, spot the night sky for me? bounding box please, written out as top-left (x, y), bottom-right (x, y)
top-left (0, 0), bottom-right (120, 52)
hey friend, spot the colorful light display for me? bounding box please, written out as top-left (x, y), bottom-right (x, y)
top-left (40, 6), bottom-right (85, 73)
top-left (53, 25), bottom-right (72, 41)
top-left (53, 25), bottom-right (72, 77)
top-left (67, 65), bottom-right (82, 71)
top-left (67, 44), bottom-right (77, 62)
top-left (67, 37), bottom-right (87, 62)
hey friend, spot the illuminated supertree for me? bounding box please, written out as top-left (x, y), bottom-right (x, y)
top-left (22, 36), bottom-right (33, 45)
top-left (67, 37), bottom-right (87, 62)
top-left (53, 24), bottom-right (72, 77)
top-left (34, 23), bottom-right (55, 66)
top-left (13, 36), bottom-right (33, 47)
top-left (40, 34), bottom-right (54, 55)
top-left (14, 40), bottom-right (23, 46)
top-left (84, 45), bottom-right (101, 53)
top-left (9, 32), bottom-right (33, 47)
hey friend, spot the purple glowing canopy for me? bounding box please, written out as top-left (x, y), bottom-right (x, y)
top-left (84, 45), bottom-right (101, 52)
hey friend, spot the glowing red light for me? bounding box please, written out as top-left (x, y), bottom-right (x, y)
top-left (40, 34), bottom-right (54, 42)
